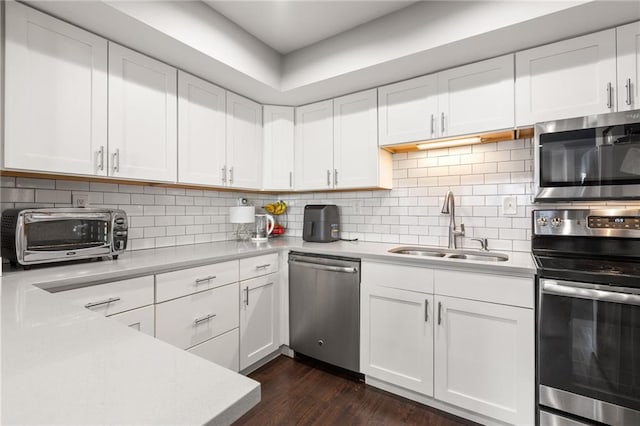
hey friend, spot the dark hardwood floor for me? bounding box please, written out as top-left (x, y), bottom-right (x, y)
top-left (234, 356), bottom-right (479, 426)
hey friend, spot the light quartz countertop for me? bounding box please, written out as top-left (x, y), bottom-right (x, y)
top-left (1, 238), bottom-right (535, 425)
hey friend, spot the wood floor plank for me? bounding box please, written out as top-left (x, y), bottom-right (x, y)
top-left (235, 356), bottom-right (479, 426)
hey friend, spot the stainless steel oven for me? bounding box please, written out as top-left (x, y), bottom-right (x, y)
top-left (534, 109), bottom-right (640, 201)
top-left (533, 209), bottom-right (640, 425)
top-left (1, 208), bottom-right (128, 268)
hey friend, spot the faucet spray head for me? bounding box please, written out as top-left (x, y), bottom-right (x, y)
top-left (441, 191), bottom-right (452, 214)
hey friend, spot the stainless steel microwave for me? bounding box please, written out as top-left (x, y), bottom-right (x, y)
top-left (1, 208), bottom-right (128, 269)
top-left (534, 109), bottom-right (640, 201)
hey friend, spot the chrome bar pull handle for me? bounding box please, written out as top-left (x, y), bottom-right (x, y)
top-left (334, 169), bottom-right (338, 187)
top-left (245, 286), bottom-right (249, 306)
top-left (424, 299), bottom-right (429, 322)
top-left (626, 78), bottom-right (633, 106)
top-left (327, 169), bottom-right (331, 187)
top-left (255, 264), bottom-right (271, 270)
top-left (85, 297), bottom-right (121, 309)
top-left (194, 313), bottom-right (217, 326)
top-left (289, 171), bottom-right (293, 188)
top-left (97, 146), bottom-right (104, 171)
top-left (112, 149), bottom-right (120, 173)
top-left (221, 166), bottom-right (227, 184)
top-left (195, 275), bottom-right (216, 285)
top-left (430, 114), bottom-right (435, 137)
top-left (229, 167), bottom-right (234, 185)
top-left (606, 82), bottom-right (613, 109)
top-left (437, 301), bottom-right (442, 325)
top-left (441, 112), bottom-right (445, 134)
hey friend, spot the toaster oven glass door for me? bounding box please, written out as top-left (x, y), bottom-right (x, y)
top-left (25, 218), bottom-right (110, 251)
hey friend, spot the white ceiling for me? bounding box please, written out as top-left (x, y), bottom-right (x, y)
top-left (203, 0), bottom-right (417, 54)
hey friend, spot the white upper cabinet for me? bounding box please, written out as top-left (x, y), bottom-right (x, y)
top-left (617, 21), bottom-right (640, 111)
top-left (334, 89), bottom-right (391, 189)
top-left (438, 55), bottom-right (514, 137)
top-left (263, 106), bottom-right (295, 191)
top-left (177, 71), bottom-right (226, 186)
top-left (295, 100), bottom-right (334, 191)
top-left (226, 92), bottom-right (263, 189)
top-left (4, 2), bottom-right (108, 176)
top-left (378, 74), bottom-right (438, 145)
top-left (516, 29), bottom-right (617, 126)
top-left (108, 43), bottom-right (177, 182)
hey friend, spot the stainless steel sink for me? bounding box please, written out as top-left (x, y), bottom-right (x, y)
top-left (388, 246), bottom-right (509, 262)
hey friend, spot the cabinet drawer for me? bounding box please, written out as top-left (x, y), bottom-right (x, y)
top-left (57, 276), bottom-right (154, 316)
top-left (434, 269), bottom-right (533, 308)
top-left (156, 260), bottom-right (239, 302)
top-left (239, 253), bottom-right (279, 281)
top-left (108, 305), bottom-right (155, 337)
top-left (187, 328), bottom-right (240, 372)
top-left (362, 261), bottom-right (434, 293)
top-left (155, 282), bottom-right (239, 350)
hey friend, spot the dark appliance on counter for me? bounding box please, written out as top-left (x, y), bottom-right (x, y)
top-left (533, 208), bottom-right (640, 425)
top-left (1, 208), bottom-right (128, 268)
top-left (289, 251), bottom-right (360, 373)
top-left (534, 109), bottom-right (640, 201)
top-left (302, 204), bottom-right (340, 242)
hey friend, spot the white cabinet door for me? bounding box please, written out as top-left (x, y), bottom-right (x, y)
top-left (434, 295), bottom-right (534, 426)
top-left (516, 29), bottom-right (617, 126)
top-left (177, 71), bottom-right (226, 186)
top-left (378, 74), bottom-right (438, 146)
top-left (108, 305), bottom-right (155, 337)
top-left (239, 273), bottom-right (280, 370)
top-left (4, 2), bottom-right (108, 176)
top-left (617, 21), bottom-right (640, 111)
top-left (226, 92), bottom-right (262, 189)
top-left (361, 284), bottom-right (434, 397)
top-left (294, 100), bottom-right (334, 191)
top-left (334, 89), bottom-right (390, 189)
top-left (438, 54), bottom-right (514, 137)
top-left (263, 106), bottom-right (295, 191)
top-left (187, 328), bottom-right (240, 372)
top-left (108, 42), bottom-right (177, 182)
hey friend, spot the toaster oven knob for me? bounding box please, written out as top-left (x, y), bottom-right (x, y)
top-left (551, 217), bottom-right (562, 227)
top-left (537, 217), bottom-right (548, 227)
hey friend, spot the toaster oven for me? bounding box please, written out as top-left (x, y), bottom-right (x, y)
top-left (1, 208), bottom-right (128, 268)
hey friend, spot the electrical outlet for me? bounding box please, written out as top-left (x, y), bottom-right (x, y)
top-left (502, 196), bottom-right (517, 215)
top-left (73, 192), bottom-right (90, 208)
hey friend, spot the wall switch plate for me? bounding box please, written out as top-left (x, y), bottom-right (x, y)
top-left (502, 196), bottom-right (517, 215)
top-left (73, 192), bottom-right (90, 208)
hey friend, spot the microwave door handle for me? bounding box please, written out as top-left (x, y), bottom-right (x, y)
top-left (542, 280), bottom-right (640, 307)
top-left (305, 221), bottom-right (314, 239)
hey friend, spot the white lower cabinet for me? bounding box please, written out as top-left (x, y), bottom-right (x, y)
top-left (155, 283), bottom-right (239, 350)
top-left (108, 305), bottom-right (155, 337)
top-left (361, 284), bottom-right (434, 396)
top-left (239, 273), bottom-right (280, 370)
top-left (188, 328), bottom-right (240, 372)
top-left (361, 261), bottom-right (534, 426)
top-left (434, 295), bottom-right (534, 426)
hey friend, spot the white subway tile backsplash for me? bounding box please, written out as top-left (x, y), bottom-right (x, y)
top-left (16, 177), bottom-right (56, 189)
top-left (104, 192), bottom-right (131, 205)
top-left (35, 189), bottom-right (71, 204)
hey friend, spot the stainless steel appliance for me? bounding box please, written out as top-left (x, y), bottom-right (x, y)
top-left (1, 208), bottom-right (128, 268)
top-left (288, 252), bottom-right (360, 372)
top-left (534, 109), bottom-right (640, 201)
top-left (303, 205), bottom-right (340, 242)
top-left (533, 209), bottom-right (640, 425)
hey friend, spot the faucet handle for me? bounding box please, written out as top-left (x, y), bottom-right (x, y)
top-left (471, 237), bottom-right (489, 251)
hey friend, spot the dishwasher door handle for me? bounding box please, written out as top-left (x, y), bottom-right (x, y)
top-left (289, 259), bottom-right (358, 274)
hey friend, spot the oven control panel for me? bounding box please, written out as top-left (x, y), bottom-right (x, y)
top-left (534, 209), bottom-right (640, 237)
top-left (588, 216), bottom-right (640, 230)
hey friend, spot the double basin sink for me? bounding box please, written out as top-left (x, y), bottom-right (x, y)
top-left (388, 246), bottom-right (509, 262)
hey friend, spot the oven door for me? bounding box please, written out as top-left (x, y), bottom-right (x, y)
top-left (534, 110), bottom-right (640, 201)
top-left (538, 278), bottom-right (640, 425)
top-left (19, 211), bottom-right (112, 264)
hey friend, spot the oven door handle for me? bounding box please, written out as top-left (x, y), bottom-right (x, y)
top-left (542, 279), bottom-right (640, 306)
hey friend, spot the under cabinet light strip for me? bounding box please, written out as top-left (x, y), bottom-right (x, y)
top-left (416, 136), bottom-right (482, 150)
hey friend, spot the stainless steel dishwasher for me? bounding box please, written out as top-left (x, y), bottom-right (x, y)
top-left (288, 251), bottom-right (360, 373)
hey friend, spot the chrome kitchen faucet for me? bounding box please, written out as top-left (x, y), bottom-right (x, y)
top-left (441, 190), bottom-right (465, 249)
